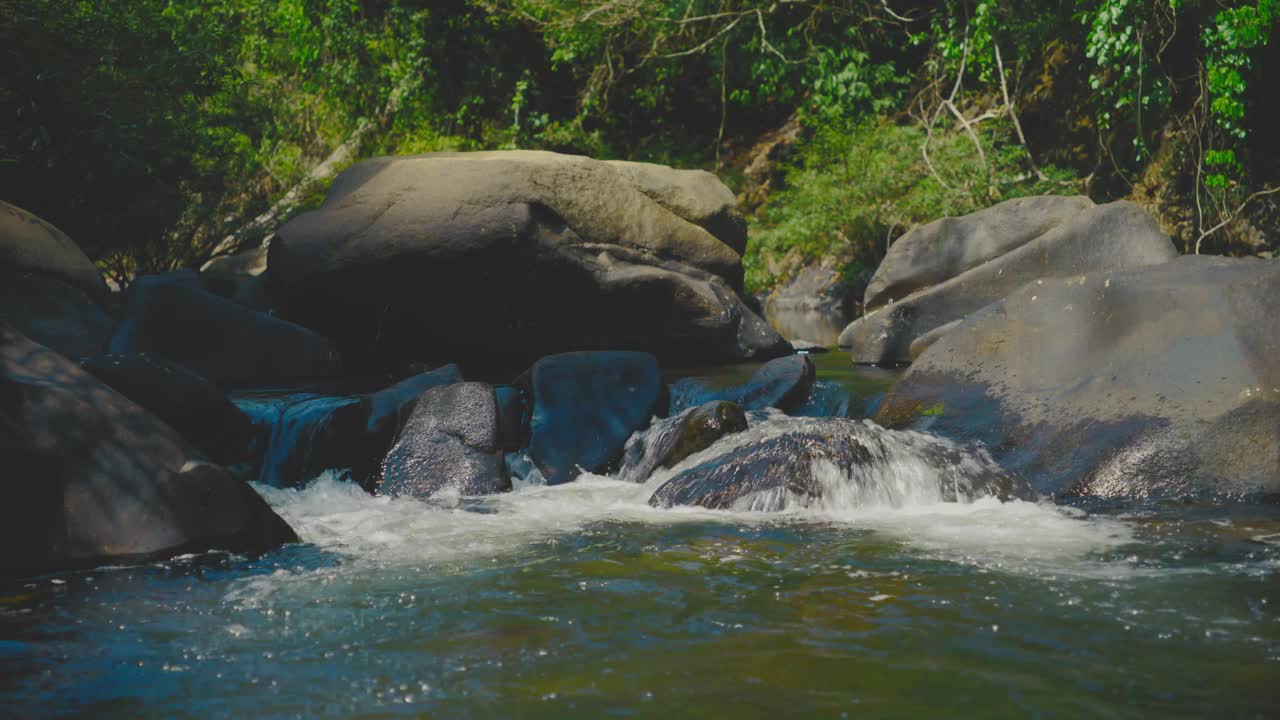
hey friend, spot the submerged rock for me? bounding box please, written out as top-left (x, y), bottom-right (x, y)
top-left (649, 417), bottom-right (1028, 511)
top-left (378, 382), bottom-right (510, 499)
top-left (109, 275), bottom-right (340, 386)
top-left (0, 324), bottom-right (296, 577)
top-left (269, 151), bottom-right (788, 373)
top-left (520, 351), bottom-right (667, 485)
top-left (876, 255), bottom-right (1280, 503)
top-left (81, 353), bottom-right (256, 465)
top-left (842, 201), bottom-right (1178, 364)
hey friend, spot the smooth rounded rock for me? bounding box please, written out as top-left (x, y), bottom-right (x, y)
top-left (863, 195), bottom-right (1093, 310)
top-left (844, 201), bottom-right (1178, 364)
top-left (0, 271), bottom-right (112, 360)
top-left (0, 324), bottom-right (297, 577)
top-left (875, 255), bottom-right (1280, 503)
top-left (109, 275), bottom-right (340, 386)
top-left (269, 151), bottom-right (788, 373)
top-left (740, 353), bottom-right (816, 412)
top-left (80, 353), bottom-right (257, 465)
top-left (520, 351), bottom-right (667, 485)
top-left (0, 200), bottom-right (108, 298)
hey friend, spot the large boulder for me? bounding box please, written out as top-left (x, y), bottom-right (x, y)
top-left (0, 271), bottom-right (112, 360)
top-left (842, 201), bottom-right (1178, 364)
top-left (378, 382), bottom-right (511, 499)
top-left (649, 417), bottom-right (1028, 511)
top-left (863, 195), bottom-right (1094, 310)
top-left (80, 354), bottom-right (257, 465)
top-left (269, 151), bottom-right (788, 373)
top-left (0, 201), bottom-right (107, 298)
top-left (520, 351), bottom-right (667, 485)
top-left (603, 160), bottom-right (747, 255)
top-left (109, 275), bottom-right (339, 386)
top-left (0, 325), bottom-right (297, 577)
top-left (875, 256), bottom-right (1280, 503)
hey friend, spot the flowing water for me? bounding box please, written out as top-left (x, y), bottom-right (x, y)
top-left (3, 359), bottom-right (1278, 718)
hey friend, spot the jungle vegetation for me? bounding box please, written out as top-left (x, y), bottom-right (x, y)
top-left (2, 0), bottom-right (1276, 290)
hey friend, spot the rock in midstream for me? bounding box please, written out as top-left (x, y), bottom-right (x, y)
top-left (648, 416), bottom-right (1033, 511)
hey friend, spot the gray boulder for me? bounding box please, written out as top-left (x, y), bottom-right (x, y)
top-left (0, 201), bottom-right (108, 298)
top-left (378, 382), bottom-right (510, 499)
top-left (269, 151), bottom-right (788, 372)
top-left (0, 271), bottom-right (112, 360)
top-left (875, 255), bottom-right (1280, 503)
top-left (109, 275), bottom-right (339, 386)
top-left (842, 201), bottom-right (1178, 364)
top-left (0, 325), bottom-right (297, 577)
top-left (863, 195), bottom-right (1093, 310)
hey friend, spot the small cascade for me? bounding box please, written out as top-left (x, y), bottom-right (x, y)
top-left (234, 393), bottom-right (362, 487)
top-left (615, 410), bottom-right (694, 484)
top-left (646, 416), bottom-right (1033, 512)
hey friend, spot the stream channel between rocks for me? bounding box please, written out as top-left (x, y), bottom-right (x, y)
top-left (2, 352), bottom-right (1277, 718)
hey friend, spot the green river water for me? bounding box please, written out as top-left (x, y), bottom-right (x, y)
top-left (2, 355), bottom-right (1277, 718)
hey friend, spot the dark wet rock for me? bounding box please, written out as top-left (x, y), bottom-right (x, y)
top-left (269, 151), bottom-right (787, 374)
top-left (248, 364), bottom-right (463, 490)
top-left (378, 382), bottom-right (510, 499)
top-left (494, 385), bottom-right (531, 453)
top-left (863, 195), bottom-right (1094, 311)
top-left (520, 351), bottom-right (667, 485)
top-left (0, 325), bottom-right (296, 577)
top-left (649, 417), bottom-right (1028, 511)
top-left (0, 200), bottom-right (108, 298)
top-left (80, 353), bottom-right (256, 465)
top-left (763, 265), bottom-right (850, 346)
top-left (0, 271), bottom-right (112, 360)
top-left (875, 255), bottom-right (1280, 503)
top-left (842, 201), bottom-right (1178, 364)
top-left (109, 275), bottom-right (339, 386)
top-left (740, 353), bottom-right (816, 412)
top-left (666, 401), bottom-right (749, 468)
top-left (617, 401), bottom-right (748, 483)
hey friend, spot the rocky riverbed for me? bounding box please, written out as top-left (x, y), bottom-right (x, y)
top-left (2, 152), bottom-right (1276, 717)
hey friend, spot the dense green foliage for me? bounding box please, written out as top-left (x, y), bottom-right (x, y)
top-left (2, 1), bottom-right (1276, 287)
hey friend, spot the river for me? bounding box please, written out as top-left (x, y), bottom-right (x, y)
top-left (2, 356), bottom-right (1277, 718)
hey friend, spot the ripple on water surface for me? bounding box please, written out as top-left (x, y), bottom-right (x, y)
top-left (3, 465), bottom-right (1277, 719)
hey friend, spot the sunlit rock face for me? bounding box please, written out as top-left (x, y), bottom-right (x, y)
top-left (876, 255), bottom-right (1280, 503)
top-left (269, 151), bottom-right (789, 375)
top-left (840, 199), bottom-right (1177, 364)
